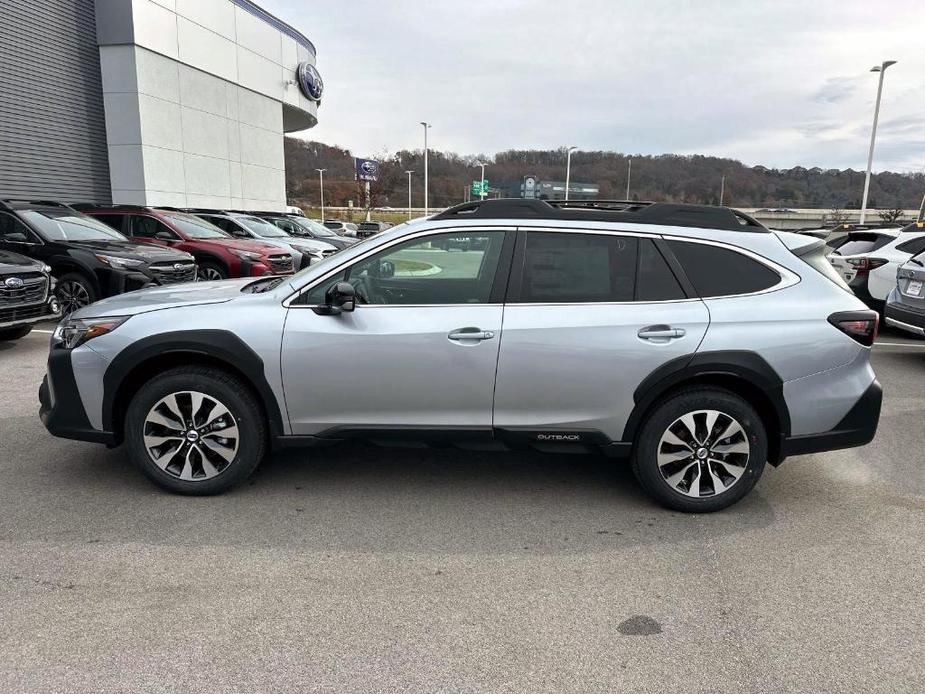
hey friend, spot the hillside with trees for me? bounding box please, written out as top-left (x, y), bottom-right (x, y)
top-left (284, 138), bottom-right (925, 211)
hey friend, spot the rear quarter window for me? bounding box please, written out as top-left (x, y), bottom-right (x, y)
top-left (667, 240), bottom-right (781, 298)
top-left (829, 233), bottom-right (893, 256)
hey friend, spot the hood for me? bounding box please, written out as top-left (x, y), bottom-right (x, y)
top-left (0, 249), bottom-right (44, 271)
top-left (289, 238), bottom-right (338, 253)
top-left (194, 237), bottom-right (282, 255)
top-left (67, 239), bottom-right (194, 262)
top-left (71, 278), bottom-right (254, 318)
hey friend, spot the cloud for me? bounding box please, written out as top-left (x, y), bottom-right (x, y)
top-left (262, 0), bottom-right (925, 171)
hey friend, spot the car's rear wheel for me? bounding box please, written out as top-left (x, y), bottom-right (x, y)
top-left (197, 262), bottom-right (227, 281)
top-left (124, 366), bottom-right (266, 495)
top-left (632, 388), bottom-right (767, 513)
top-left (0, 326), bottom-right (32, 341)
top-left (56, 273), bottom-right (96, 315)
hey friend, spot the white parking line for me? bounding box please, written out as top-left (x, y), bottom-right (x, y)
top-left (31, 329), bottom-right (55, 334)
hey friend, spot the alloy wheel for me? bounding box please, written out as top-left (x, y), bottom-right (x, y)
top-left (656, 409), bottom-right (750, 498)
top-left (198, 267), bottom-right (224, 281)
top-left (142, 391), bottom-right (239, 481)
top-left (57, 280), bottom-right (92, 315)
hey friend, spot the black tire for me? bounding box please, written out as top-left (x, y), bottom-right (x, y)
top-left (631, 388), bottom-right (767, 513)
top-left (124, 366), bottom-right (267, 495)
top-left (197, 261), bottom-right (227, 281)
top-left (56, 272), bottom-right (97, 314)
top-left (0, 326), bottom-right (32, 341)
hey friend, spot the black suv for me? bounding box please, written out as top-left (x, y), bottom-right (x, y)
top-left (0, 201), bottom-right (197, 313)
top-left (0, 249), bottom-right (60, 341)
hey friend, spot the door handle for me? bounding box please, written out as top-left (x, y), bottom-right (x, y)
top-left (638, 325), bottom-right (686, 341)
top-left (448, 327), bottom-right (495, 341)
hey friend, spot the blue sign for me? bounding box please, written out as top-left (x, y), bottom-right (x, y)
top-left (296, 62), bottom-right (324, 102)
top-left (355, 158), bottom-right (380, 182)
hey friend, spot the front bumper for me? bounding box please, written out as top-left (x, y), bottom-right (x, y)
top-left (780, 379), bottom-right (882, 458)
top-left (39, 348), bottom-right (115, 445)
top-left (0, 299), bottom-right (61, 330)
top-left (885, 299), bottom-right (925, 336)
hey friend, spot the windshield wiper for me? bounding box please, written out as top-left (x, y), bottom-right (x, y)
top-left (910, 257), bottom-right (924, 267)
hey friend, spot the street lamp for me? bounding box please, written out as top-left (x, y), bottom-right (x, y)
top-left (564, 147), bottom-right (577, 200)
top-left (315, 168), bottom-right (326, 221)
top-left (420, 122), bottom-right (431, 216)
top-left (859, 60), bottom-right (897, 224)
top-left (474, 160), bottom-right (487, 200)
top-left (625, 158), bottom-right (632, 200)
top-left (405, 170), bottom-right (414, 219)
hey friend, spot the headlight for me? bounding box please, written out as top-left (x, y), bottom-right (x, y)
top-left (53, 316), bottom-right (130, 350)
top-left (291, 245), bottom-right (321, 256)
top-left (96, 254), bottom-right (145, 269)
top-left (231, 250), bottom-right (262, 261)
top-left (42, 264), bottom-right (52, 273)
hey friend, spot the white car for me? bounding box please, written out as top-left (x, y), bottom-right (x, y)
top-left (826, 225), bottom-right (925, 308)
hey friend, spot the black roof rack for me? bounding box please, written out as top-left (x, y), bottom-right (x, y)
top-left (432, 198), bottom-right (767, 232)
top-left (1, 199), bottom-right (76, 211)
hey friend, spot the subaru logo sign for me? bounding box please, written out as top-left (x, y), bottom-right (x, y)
top-left (4, 277), bottom-right (24, 289)
top-left (173, 263), bottom-right (185, 271)
top-left (296, 62), bottom-right (324, 102)
top-left (361, 161), bottom-right (378, 176)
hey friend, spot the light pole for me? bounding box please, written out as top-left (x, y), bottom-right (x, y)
top-left (315, 168), bottom-right (326, 221)
top-left (420, 122), bottom-right (431, 216)
top-left (565, 146), bottom-right (577, 200)
top-left (860, 60), bottom-right (897, 224)
top-left (474, 160), bottom-right (487, 200)
top-left (405, 170), bottom-right (414, 219)
top-left (625, 158), bottom-right (632, 200)
top-left (719, 175), bottom-right (726, 206)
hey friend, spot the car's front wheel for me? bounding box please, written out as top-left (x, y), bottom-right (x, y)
top-left (632, 388), bottom-right (767, 513)
top-left (124, 366), bottom-right (266, 495)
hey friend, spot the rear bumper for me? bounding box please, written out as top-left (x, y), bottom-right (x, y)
top-left (780, 379), bottom-right (882, 458)
top-left (39, 349), bottom-right (115, 445)
top-left (885, 300), bottom-right (925, 336)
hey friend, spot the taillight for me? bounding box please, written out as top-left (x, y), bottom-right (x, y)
top-left (828, 311), bottom-right (879, 346)
top-left (847, 257), bottom-right (888, 276)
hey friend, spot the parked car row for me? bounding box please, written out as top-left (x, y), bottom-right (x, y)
top-left (825, 222), bottom-right (925, 313)
top-left (0, 199), bottom-right (355, 333)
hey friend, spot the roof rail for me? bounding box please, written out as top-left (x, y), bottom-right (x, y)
top-left (2, 199), bottom-right (75, 210)
top-left (432, 198), bottom-right (767, 232)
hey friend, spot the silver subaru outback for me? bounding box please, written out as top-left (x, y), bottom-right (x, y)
top-left (39, 199), bottom-right (882, 512)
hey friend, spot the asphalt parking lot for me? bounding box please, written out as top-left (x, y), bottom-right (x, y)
top-left (1, 327), bottom-right (923, 693)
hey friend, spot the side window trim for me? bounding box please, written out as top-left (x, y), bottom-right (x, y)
top-left (652, 237), bottom-right (695, 298)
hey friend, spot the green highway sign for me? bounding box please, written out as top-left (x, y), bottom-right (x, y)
top-left (471, 180), bottom-right (490, 195)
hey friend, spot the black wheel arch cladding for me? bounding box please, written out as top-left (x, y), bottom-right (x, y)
top-left (624, 350), bottom-right (790, 448)
top-left (102, 330), bottom-right (285, 443)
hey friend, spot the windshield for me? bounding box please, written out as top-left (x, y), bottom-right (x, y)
top-left (239, 217), bottom-right (289, 237)
top-left (162, 213), bottom-right (230, 239)
top-left (19, 210), bottom-right (130, 242)
top-left (294, 218), bottom-right (337, 236)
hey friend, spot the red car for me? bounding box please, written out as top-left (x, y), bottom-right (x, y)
top-left (79, 206), bottom-right (294, 280)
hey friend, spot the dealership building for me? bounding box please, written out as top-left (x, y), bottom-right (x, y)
top-left (0, 0), bottom-right (322, 211)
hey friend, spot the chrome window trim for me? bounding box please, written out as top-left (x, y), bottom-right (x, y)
top-left (282, 225), bottom-right (515, 308)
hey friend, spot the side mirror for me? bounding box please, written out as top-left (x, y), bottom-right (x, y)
top-left (232, 230), bottom-right (249, 238)
top-left (313, 281), bottom-right (356, 315)
top-left (155, 231), bottom-right (175, 241)
top-left (4, 232), bottom-right (29, 243)
top-left (379, 260), bottom-right (395, 279)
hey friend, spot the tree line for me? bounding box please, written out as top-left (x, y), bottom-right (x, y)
top-left (284, 138), bottom-right (925, 211)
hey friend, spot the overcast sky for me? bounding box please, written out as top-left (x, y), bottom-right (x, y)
top-left (263, 0), bottom-right (924, 172)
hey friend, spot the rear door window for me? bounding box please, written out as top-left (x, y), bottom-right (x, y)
top-left (667, 240), bottom-right (781, 298)
top-left (518, 232), bottom-right (637, 303)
